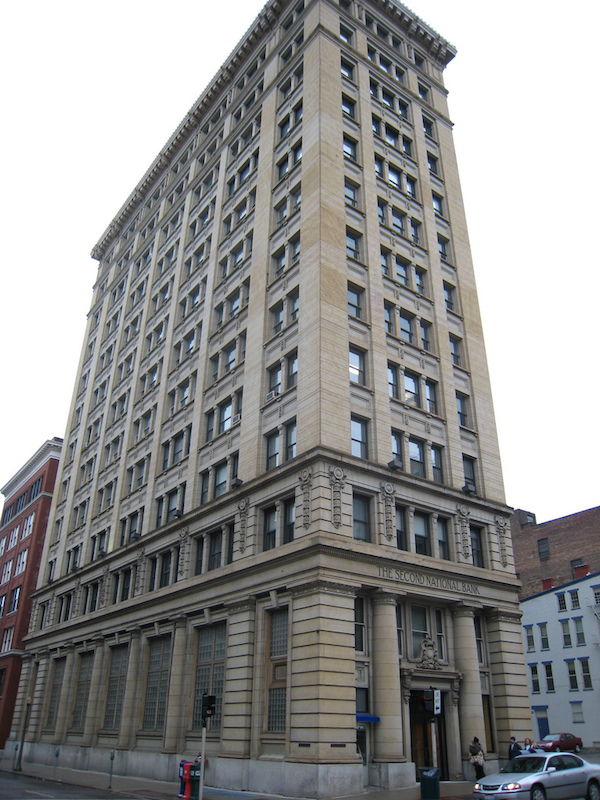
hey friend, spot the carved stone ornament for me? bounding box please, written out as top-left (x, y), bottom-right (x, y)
top-left (457, 504), bottom-right (471, 559)
top-left (299, 468), bottom-right (312, 529)
top-left (495, 516), bottom-right (509, 567)
top-left (238, 497), bottom-right (249, 553)
top-left (178, 527), bottom-right (189, 579)
top-left (401, 667), bottom-right (414, 704)
top-left (451, 673), bottom-right (463, 706)
top-left (135, 548), bottom-right (145, 595)
top-left (381, 482), bottom-right (396, 541)
top-left (417, 635), bottom-right (442, 670)
top-left (329, 466), bottom-right (346, 528)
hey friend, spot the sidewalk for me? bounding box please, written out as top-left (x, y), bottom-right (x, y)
top-left (0, 760), bottom-right (474, 800)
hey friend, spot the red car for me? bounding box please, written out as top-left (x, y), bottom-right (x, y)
top-left (535, 733), bottom-right (583, 752)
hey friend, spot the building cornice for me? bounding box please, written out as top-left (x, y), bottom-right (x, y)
top-left (1, 437), bottom-right (62, 500)
top-left (90, 0), bottom-right (455, 262)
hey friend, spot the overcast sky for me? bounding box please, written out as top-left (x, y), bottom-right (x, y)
top-left (1, 0), bottom-right (598, 523)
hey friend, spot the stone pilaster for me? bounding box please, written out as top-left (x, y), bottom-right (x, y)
top-left (288, 581), bottom-right (357, 762)
top-left (83, 636), bottom-right (107, 746)
top-left (451, 604), bottom-right (485, 754)
top-left (220, 598), bottom-right (257, 758)
top-left (163, 616), bottom-right (189, 752)
top-left (117, 628), bottom-right (141, 748)
top-left (486, 609), bottom-right (532, 745)
top-left (371, 592), bottom-right (405, 761)
top-left (53, 645), bottom-right (76, 743)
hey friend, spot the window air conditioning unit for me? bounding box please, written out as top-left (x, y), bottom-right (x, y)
top-left (266, 390), bottom-right (280, 402)
top-left (387, 459), bottom-right (403, 471)
top-left (98, 548), bottom-right (106, 557)
top-left (232, 414), bottom-right (242, 425)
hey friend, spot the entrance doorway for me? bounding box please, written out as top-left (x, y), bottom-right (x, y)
top-left (410, 690), bottom-right (447, 780)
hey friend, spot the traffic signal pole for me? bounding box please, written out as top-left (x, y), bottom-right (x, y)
top-left (199, 721), bottom-right (207, 800)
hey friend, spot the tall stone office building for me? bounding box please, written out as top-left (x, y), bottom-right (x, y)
top-left (12, 0), bottom-right (529, 795)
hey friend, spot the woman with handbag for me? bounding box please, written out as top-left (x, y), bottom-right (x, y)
top-left (469, 737), bottom-right (485, 780)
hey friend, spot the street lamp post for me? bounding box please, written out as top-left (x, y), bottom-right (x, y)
top-left (14, 697), bottom-right (32, 772)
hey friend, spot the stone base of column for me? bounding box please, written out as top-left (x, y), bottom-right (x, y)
top-left (369, 760), bottom-right (416, 790)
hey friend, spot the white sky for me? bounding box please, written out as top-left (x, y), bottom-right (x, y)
top-left (1, 0), bottom-right (598, 523)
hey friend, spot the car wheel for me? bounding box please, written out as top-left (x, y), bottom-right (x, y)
top-left (575, 744), bottom-right (581, 753)
top-left (587, 781), bottom-right (600, 800)
top-left (532, 785), bottom-right (546, 800)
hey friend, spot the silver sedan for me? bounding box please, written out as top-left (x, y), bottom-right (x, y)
top-left (473, 753), bottom-right (600, 800)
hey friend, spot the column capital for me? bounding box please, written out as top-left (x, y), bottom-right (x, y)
top-left (371, 590), bottom-right (398, 607)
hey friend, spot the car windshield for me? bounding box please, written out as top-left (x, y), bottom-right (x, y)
top-left (502, 757), bottom-right (546, 774)
top-left (542, 735), bottom-right (560, 741)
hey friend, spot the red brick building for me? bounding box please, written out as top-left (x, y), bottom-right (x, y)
top-left (0, 438), bottom-right (61, 749)
top-left (511, 506), bottom-right (600, 599)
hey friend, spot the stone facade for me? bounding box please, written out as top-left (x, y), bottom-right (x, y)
top-left (10, 1), bottom-right (530, 795)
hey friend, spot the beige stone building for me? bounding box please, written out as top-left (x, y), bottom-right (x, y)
top-left (10, 0), bottom-right (530, 795)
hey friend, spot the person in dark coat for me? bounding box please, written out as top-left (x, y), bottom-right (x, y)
top-left (469, 737), bottom-right (485, 780)
top-left (508, 737), bottom-right (522, 760)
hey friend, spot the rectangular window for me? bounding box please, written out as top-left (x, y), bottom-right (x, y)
top-left (414, 512), bottom-right (430, 556)
top-left (142, 637), bottom-right (171, 730)
top-left (537, 537), bottom-right (550, 559)
top-left (71, 653), bottom-right (94, 731)
top-left (349, 347), bottom-right (365, 385)
top-left (544, 662), bottom-right (555, 692)
top-left (525, 626), bottom-right (535, 652)
top-left (396, 506), bottom-right (407, 550)
top-left (103, 644), bottom-right (129, 730)
top-left (567, 660), bottom-right (578, 690)
top-left (411, 606), bottom-right (428, 659)
top-left (267, 608), bottom-right (288, 732)
top-left (285, 420), bottom-right (297, 461)
top-left (574, 618), bottom-right (585, 645)
top-left (353, 494), bottom-right (370, 541)
top-left (409, 437), bottom-right (424, 478)
top-left (283, 497), bottom-right (295, 544)
top-left (473, 615), bottom-right (485, 665)
top-left (571, 701), bottom-right (584, 724)
top-left (539, 623), bottom-right (549, 650)
top-left (530, 664), bottom-right (540, 693)
top-left (46, 658), bottom-right (66, 729)
top-left (569, 590), bottom-right (580, 610)
top-left (208, 531), bottom-right (222, 571)
top-left (355, 597), bottom-right (366, 652)
top-left (263, 506), bottom-right (277, 551)
top-left (580, 658), bottom-right (592, 689)
top-left (193, 623), bottom-right (226, 730)
top-left (396, 604), bottom-right (403, 657)
top-left (266, 431), bottom-right (279, 470)
top-left (347, 285), bottom-right (363, 318)
top-left (437, 517), bottom-right (449, 559)
top-left (561, 620), bottom-right (572, 647)
top-left (470, 525), bottom-right (484, 567)
top-left (351, 416), bottom-right (368, 459)
top-left (431, 445), bottom-right (443, 485)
